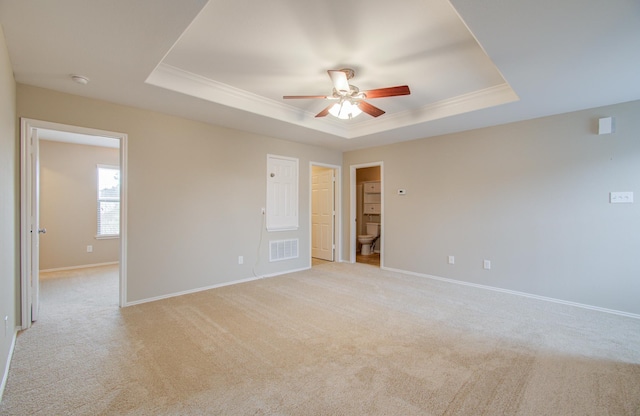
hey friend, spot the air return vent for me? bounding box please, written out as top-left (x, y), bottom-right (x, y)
top-left (269, 239), bottom-right (299, 262)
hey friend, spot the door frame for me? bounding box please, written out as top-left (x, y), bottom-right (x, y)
top-left (309, 162), bottom-right (341, 264)
top-left (350, 162), bottom-right (383, 265)
top-left (20, 118), bottom-right (128, 329)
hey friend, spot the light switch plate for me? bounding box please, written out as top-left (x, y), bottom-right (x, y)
top-left (610, 192), bottom-right (634, 204)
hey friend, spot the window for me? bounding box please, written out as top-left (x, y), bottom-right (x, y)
top-left (97, 165), bottom-right (120, 237)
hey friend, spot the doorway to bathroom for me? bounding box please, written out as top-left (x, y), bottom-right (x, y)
top-left (351, 163), bottom-right (382, 267)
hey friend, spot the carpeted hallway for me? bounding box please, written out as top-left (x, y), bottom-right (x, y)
top-left (1, 263), bottom-right (639, 415)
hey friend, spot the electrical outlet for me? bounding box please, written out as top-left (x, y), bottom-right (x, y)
top-left (261, 207), bottom-right (265, 214)
top-left (448, 256), bottom-right (455, 265)
top-left (87, 245), bottom-right (93, 253)
top-left (483, 260), bottom-right (491, 270)
top-left (4, 315), bottom-right (8, 336)
top-left (238, 256), bottom-right (244, 265)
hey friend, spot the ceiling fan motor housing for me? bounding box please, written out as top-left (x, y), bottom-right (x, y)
top-left (340, 68), bottom-right (355, 80)
top-left (283, 67), bottom-right (410, 118)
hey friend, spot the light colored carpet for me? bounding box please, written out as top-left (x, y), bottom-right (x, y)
top-left (1, 263), bottom-right (639, 415)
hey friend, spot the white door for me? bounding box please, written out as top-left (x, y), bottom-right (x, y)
top-left (266, 155), bottom-right (299, 231)
top-left (312, 166), bottom-right (334, 261)
top-left (28, 127), bottom-right (41, 322)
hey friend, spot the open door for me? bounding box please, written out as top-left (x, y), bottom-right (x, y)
top-left (26, 126), bottom-right (41, 322)
top-left (311, 166), bottom-right (335, 261)
top-left (21, 118), bottom-right (128, 329)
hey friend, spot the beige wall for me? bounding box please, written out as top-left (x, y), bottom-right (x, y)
top-left (17, 84), bottom-right (342, 303)
top-left (0, 25), bottom-right (18, 398)
top-left (343, 100), bottom-right (640, 315)
top-left (39, 140), bottom-right (120, 270)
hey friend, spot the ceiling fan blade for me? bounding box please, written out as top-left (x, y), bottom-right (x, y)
top-left (358, 101), bottom-right (385, 117)
top-left (362, 85), bottom-right (411, 99)
top-left (283, 95), bottom-right (329, 99)
top-left (315, 104), bottom-right (334, 118)
top-left (327, 70), bottom-right (351, 95)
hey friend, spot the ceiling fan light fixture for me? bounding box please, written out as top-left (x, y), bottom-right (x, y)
top-left (284, 68), bottom-right (409, 119)
top-left (329, 100), bottom-right (362, 120)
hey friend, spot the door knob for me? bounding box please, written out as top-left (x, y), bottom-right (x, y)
top-left (38, 228), bottom-right (47, 234)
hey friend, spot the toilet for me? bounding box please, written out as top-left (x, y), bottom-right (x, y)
top-left (358, 222), bottom-right (380, 255)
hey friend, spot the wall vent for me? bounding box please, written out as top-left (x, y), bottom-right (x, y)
top-left (269, 239), bottom-right (299, 262)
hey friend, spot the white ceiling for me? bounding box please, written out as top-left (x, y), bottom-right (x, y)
top-left (1, 0), bottom-right (638, 151)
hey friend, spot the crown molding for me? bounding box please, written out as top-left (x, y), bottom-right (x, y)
top-left (146, 64), bottom-right (350, 137)
top-left (147, 63), bottom-right (517, 140)
top-left (345, 83), bottom-right (519, 139)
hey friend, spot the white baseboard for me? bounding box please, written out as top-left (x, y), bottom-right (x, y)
top-left (40, 261), bottom-right (119, 273)
top-left (0, 329), bottom-right (18, 403)
top-left (382, 266), bottom-right (640, 320)
top-left (124, 266), bottom-right (311, 307)
top-left (260, 266), bottom-right (310, 279)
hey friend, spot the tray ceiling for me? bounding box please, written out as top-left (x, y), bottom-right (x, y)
top-left (1, 0), bottom-right (638, 151)
top-left (147, 0), bottom-right (517, 139)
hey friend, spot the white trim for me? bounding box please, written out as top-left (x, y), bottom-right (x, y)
top-left (19, 119), bottom-right (32, 329)
top-left (124, 266), bottom-right (310, 307)
top-left (20, 118), bottom-right (128, 330)
top-left (96, 163), bottom-right (119, 169)
top-left (146, 63), bottom-right (347, 138)
top-left (0, 329), bottom-right (18, 403)
top-left (119, 135), bottom-right (128, 307)
top-left (309, 162), bottom-right (342, 265)
top-left (258, 266), bottom-right (310, 279)
top-left (39, 261), bottom-right (120, 273)
top-left (349, 162), bottom-right (384, 265)
top-left (147, 63), bottom-right (517, 140)
top-left (347, 83), bottom-right (518, 139)
top-left (382, 266), bottom-right (640, 320)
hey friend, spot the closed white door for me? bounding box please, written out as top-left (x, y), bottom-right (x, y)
top-left (266, 155), bottom-right (299, 231)
top-left (312, 166), bottom-right (334, 261)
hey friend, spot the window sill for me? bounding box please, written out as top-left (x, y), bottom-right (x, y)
top-left (95, 235), bottom-right (120, 240)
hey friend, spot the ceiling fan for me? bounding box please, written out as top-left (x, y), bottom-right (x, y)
top-left (283, 68), bottom-right (410, 120)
